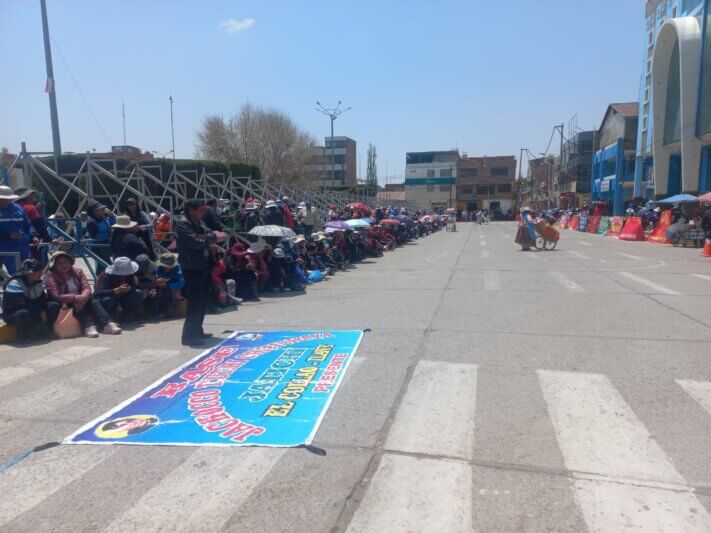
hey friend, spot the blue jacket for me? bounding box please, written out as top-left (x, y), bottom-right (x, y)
top-left (156, 264), bottom-right (185, 291)
top-left (0, 202), bottom-right (33, 249)
top-left (86, 215), bottom-right (115, 243)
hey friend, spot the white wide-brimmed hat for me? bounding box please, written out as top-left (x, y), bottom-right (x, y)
top-left (0, 186), bottom-right (19, 200)
top-left (111, 215), bottom-right (138, 229)
top-left (106, 256), bottom-right (139, 276)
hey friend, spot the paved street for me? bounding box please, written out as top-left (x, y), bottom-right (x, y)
top-left (1, 221), bottom-right (711, 532)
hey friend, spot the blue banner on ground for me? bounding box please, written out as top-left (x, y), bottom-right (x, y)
top-left (66, 330), bottom-right (363, 447)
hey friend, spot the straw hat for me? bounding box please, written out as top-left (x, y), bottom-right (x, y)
top-left (249, 238), bottom-right (269, 254)
top-left (106, 256), bottom-right (139, 276)
top-left (48, 250), bottom-right (75, 269)
top-left (111, 215), bottom-right (138, 229)
top-left (156, 252), bottom-right (178, 269)
top-left (294, 235), bottom-right (306, 244)
top-left (14, 186), bottom-right (37, 200)
top-left (0, 186), bottom-right (19, 200)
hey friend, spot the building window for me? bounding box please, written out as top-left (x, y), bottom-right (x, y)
top-left (497, 184), bottom-right (512, 193)
top-left (460, 168), bottom-right (478, 177)
top-left (439, 184), bottom-right (451, 192)
top-left (648, 30), bottom-right (654, 46)
top-left (646, 58), bottom-right (652, 75)
top-left (460, 185), bottom-right (474, 194)
top-left (439, 168), bottom-right (452, 177)
top-left (664, 40), bottom-right (682, 145)
top-left (491, 167), bottom-right (509, 176)
top-left (697, 0), bottom-right (711, 135)
top-left (643, 87), bottom-right (649, 103)
top-left (426, 183), bottom-right (435, 192)
top-left (427, 169), bottom-right (436, 178)
top-left (476, 185), bottom-right (495, 194)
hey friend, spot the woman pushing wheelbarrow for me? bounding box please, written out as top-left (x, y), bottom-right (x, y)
top-left (515, 208), bottom-right (536, 251)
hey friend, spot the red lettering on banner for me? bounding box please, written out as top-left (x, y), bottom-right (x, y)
top-left (187, 389), bottom-right (266, 443)
top-left (151, 381), bottom-right (188, 399)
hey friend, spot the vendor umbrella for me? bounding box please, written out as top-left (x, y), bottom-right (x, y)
top-left (325, 220), bottom-right (350, 230)
top-left (248, 225), bottom-right (296, 238)
top-left (698, 191), bottom-right (711, 203)
top-left (396, 215), bottom-right (415, 226)
top-left (347, 202), bottom-right (372, 216)
top-left (345, 218), bottom-right (371, 229)
top-left (656, 193), bottom-right (698, 204)
top-left (381, 218), bottom-right (402, 225)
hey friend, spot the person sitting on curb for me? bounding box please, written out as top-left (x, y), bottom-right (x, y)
top-left (86, 203), bottom-right (115, 275)
top-left (134, 254), bottom-right (164, 321)
top-left (44, 251), bottom-right (121, 337)
top-left (2, 258), bottom-right (61, 342)
top-left (110, 215), bottom-right (149, 261)
top-left (94, 256), bottom-right (143, 324)
top-left (155, 252), bottom-right (186, 303)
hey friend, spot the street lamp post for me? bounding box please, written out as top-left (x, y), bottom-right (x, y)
top-left (316, 101), bottom-right (351, 188)
top-left (169, 96), bottom-right (176, 164)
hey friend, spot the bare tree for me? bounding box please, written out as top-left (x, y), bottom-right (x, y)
top-left (196, 103), bottom-right (317, 184)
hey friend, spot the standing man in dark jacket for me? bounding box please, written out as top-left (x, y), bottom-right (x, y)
top-left (175, 199), bottom-right (216, 346)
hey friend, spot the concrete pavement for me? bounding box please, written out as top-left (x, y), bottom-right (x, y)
top-left (1, 222), bottom-right (710, 532)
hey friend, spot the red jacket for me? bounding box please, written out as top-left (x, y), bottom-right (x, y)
top-left (283, 205), bottom-right (295, 229)
top-left (44, 266), bottom-right (91, 304)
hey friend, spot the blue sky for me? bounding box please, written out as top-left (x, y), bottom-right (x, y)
top-left (1, 1), bottom-right (645, 183)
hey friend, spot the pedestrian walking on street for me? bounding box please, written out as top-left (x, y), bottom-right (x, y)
top-left (175, 199), bottom-right (216, 346)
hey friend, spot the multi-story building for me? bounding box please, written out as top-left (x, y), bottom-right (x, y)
top-left (634, 0), bottom-right (705, 198)
top-left (559, 131), bottom-right (595, 208)
top-left (456, 155), bottom-right (516, 217)
top-left (525, 155), bottom-right (558, 210)
top-left (591, 103), bottom-right (639, 214)
top-left (649, 0), bottom-right (711, 196)
top-left (306, 136), bottom-right (357, 187)
top-left (404, 150), bottom-right (458, 211)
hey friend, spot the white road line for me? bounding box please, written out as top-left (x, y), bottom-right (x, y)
top-left (0, 349), bottom-right (181, 418)
top-left (484, 271), bottom-right (502, 291)
top-left (480, 241), bottom-right (486, 246)
top-left (691, 273), bottom-right (711, 282)
top-left (615, 251), bottom-right (643, 261)
top-left (567, 251), bottom-right (591, 260)
top-left (0, 446), bottom-right (114, 526)
top-left (347, 454), bottom-right (473, 533)
top-left (386, 360), bottom-right (477, 460)
top-left (577, 241), bottom-right (594, 247)
top-left (0, 345), bottom-right (110, 389)
top-left (538, 370), bottom-right (711, 532)
top-left (481, 249), bottom-right (490, 259)
top-left (619, 271), bottom-right (681, 295)
top-left (106, 447), bottom-right (285, 532)
top-left (676, 379), bottom-right (711, 415)
top-left (549, 272), bottom-right (586, 292)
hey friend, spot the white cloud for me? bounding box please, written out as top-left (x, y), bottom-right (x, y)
top-left (219, 18), bottom-right (255, 34)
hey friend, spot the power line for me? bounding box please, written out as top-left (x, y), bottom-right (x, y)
top-left (50, 34), bottom-right (112, 147)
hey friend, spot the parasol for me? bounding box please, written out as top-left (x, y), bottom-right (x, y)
top-left (325, 220), bottom-right (350, 230)
top-left (345, 218), bottom-right (371, 229)
top-left (248, 225), bottom-right (296, 238)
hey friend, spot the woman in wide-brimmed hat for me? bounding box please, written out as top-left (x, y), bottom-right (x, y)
top-left (110, 215), bottom-right (149, 261)
top-left (1, 258), bottom-right (61, 342)
top-left (124, 198), bottom-right (156, 260)
top-left (94, 256), bottom-right (143, 324)
top-left (44, 251), bottom-right (121, 337)
top-left (515, 207), bottom-right (536, 251)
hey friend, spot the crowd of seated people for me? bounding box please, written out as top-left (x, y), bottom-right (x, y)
top-left (1, 193), bottom-right (447, 343)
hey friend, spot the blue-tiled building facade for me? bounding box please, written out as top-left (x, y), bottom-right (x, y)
top-left (634, 0), bottom-right (705, 198)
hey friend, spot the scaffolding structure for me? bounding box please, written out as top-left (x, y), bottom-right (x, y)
top-left (7, 143), bottom-right (406, 223)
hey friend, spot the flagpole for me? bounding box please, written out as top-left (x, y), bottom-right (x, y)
top-left (40, 0), bottom-right (61, 157)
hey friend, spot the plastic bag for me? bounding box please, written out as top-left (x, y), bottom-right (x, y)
top-left (53, 305), bottom-right (83, 339)
top-left (307, 269), bottom-right (324, 283)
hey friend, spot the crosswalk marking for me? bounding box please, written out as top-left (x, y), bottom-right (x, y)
top-left (0, 349), bottom-right (181, 418)
top-left (484, 271), bottom-right (502, 291)
top-left (0, 345), bottom-right (110, 389)
top-left (481, 249), bottom-right (490, 259)
top-left (0, 446), bottom-right (114, 527)
top-left (676, 379), bottom-right (711, 415)
top-left (549, 271), bottom-right (586, 292)
top-left (346, 454), bottom-right (473, 533)
top-left (480, 240), bottom-right (486, 246)
top-left (577, 241), bottom-right (594, 247)
top-left (691, 273), bottom-right (711, 282)
top-left (106, 447), bottom-right (285, 532)
top-left (619, 271), bottom-right (681, 295)
top-left (538, 370), bottom-right (711, 532)
top-left (567, 251), bottom-right (591, 260)
top-left (615, 251), bottom-right (643, 261)
top-left (385, 360), bottom-right (477, 460)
